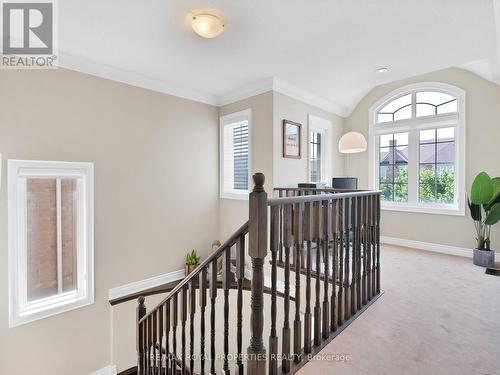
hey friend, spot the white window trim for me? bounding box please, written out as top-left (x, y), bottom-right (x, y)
top-left (308, 114), bottom-right (332, 184)
top-left (368, 82), bottom-right (466, 216)
top-left (219, 109), bottom-right (252, 200)
top-left (8, 160), bottom-right (94, 327)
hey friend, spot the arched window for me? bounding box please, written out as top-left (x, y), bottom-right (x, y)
top-left (369, 83), bottom-right (465, 215)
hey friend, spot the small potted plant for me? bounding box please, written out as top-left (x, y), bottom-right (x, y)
top-left (468, 172), bottom-right (500, 267)
top-left (185, 249), bottom-right (201, 276)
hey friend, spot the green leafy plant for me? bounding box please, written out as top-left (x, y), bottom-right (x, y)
top-left (379, 166), bottom-right (455, 203)
top-left (468, 172), bottom-right (500, 250)
top-left (185, 249), bottom-right (201, 266)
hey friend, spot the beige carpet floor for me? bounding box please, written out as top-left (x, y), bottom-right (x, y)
top-left (298, 245), bottom-right (500, 375)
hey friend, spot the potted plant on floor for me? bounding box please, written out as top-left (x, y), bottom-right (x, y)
top-left (185, 249), bottom-right (201, 276)
top-left (468, 172), bottom-right (500, 267)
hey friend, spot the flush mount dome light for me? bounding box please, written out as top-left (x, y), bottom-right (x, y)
top-left (376, 67), bottom-right (389, 73)
top-left (191, 13), bottom-right (224, 38)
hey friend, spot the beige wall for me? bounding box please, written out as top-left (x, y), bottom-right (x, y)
top-left (344, 67), bottom-right (500, 250)
top-left (9, 64), bottom-right (494, 374)
top-left (0, 68), bottom-right (219, 375)
top-left (218, 91), bottom-right (274, 240)
top-left (272, 92), bottom-right (345, 187)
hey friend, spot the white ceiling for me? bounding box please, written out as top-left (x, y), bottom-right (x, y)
top-left (59, 0), bottom-right (500, 116)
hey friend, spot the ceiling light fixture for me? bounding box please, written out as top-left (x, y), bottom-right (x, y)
top-left (338, 131), bottom-right (367, 154)
top-left (191, 13), bottom-right (224, 39)
top-left (376, 67), bottom-right (389, 73)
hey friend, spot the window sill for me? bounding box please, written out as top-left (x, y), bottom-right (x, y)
top-left (220, 191), bottom-right (249, 201)
top-left (10, 293), bottom-right (94, 328)
top-left (381, 203), bottom-right (465, 216)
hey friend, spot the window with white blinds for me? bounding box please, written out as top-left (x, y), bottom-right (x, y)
top-left (220, 109), bottom-right (251, 199)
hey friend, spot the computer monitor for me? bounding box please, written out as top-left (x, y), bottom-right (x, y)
top-left (332, 177), bottom-right (358, 190)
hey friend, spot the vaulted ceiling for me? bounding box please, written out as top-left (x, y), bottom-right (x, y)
top-left (59, 0), bottom-right (500, 116)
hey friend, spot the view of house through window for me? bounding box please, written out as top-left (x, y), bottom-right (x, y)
top-left (309, 131), bottom-right (322, 182)
top-left (379, 132), bottom-right (408, 202)
top-left (419, 127), bottom-right (455, 203)
top-left (26, 178), bottom-right (78, 302)
top-left (8, 160), bottom-right (94, 327)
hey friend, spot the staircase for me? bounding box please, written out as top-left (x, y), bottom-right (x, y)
top-left (129, 173), bottom-right (381, 375)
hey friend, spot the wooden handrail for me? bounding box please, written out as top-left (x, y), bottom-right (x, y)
top-left (274, 187), bottom-right (362, 193)
top-left (268, 190), bottom-right (381, 206)
top-left (138, 220), bottom-right (249, 324)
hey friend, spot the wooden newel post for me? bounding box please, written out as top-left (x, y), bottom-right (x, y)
top-left (137, 296), bottom-right (146, 375)
top-left (247, 173), bottom-right (268, 375)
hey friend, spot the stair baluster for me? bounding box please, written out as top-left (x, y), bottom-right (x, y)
top-left (338, 198), bottom-right (345, 326)
top-left (313, 200), bottom-right (322, 347)
top-left (158, 304), bottom-right (164, 375)
top-left (222, 247), bottom-right (231, 374)
top-left (269, 206), bottom-right (279, 375)
top-left (153, 309), bottom-right (158, 374)
top-left (350, 197), bottom-right (357, 316)
top-left (199, 268), bottom-right (207, 375)
top-left (361, 195), bottom-right (367, 306)
top-left (330, 200), bottom-right (338, 332)
top-left (356, 196), bottom-right (362, 311)
top-left (376, 194), bottom-right (381, 294)
top-left (322, 200), bottom-right (331, 339)
top-left (137, 297), bottom-right (146, 375)
top-left (236, 235), bottom-right (245, 375)
top-left (165, 301), bottom-right (170, 375)
top-left (189, 280), bottom-right (196, 374)
top-left (293, 202), bottom-right (303, 363)
top-left (281, 204), bottom-right (292, 373)
top-left (303, 202), bottom-right (312, 354)
top-left (209, 259), bottom-right (217, 375)
top-left (344, 197), bottom-right (351, 321)
top-left (171, 294), bottom-right (178, 375)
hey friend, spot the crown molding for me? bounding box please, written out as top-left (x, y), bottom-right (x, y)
top-left (217, 76), bottom-right (351, 117)
top-left (272, 77), bottom-right (351, 117)
top-left (58, 52), bottom-right (351, 116)
top-left (58, 51), bottom-right (218, 106)
top-left (216, 77), bottom-right (274, 106)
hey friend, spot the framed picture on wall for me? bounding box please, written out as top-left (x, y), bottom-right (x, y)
top-left (282, 119), bottom-right (301, 158)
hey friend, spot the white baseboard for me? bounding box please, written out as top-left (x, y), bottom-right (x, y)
top-left (108, 269), bottom-right (184, 302)
top-left (381, 236), bottom-right (473, 258)
top-left (89, 365), bottom-right (117, 375)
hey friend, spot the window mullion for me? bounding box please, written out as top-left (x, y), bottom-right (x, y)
top-left (19, 177), bottom-right (28, 309)
top-left (56, 178), bottom-right (63, 295)
top-left (407, 130), bottom-right (419, 204)
top-left (411, 92), bottom-right (417, 119)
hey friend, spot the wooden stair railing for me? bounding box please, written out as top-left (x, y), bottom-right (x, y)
top-left (136, 220), bottom-right (250, 375)
top-left (134, 173), bottom-right (382, 375)
top-left (265, 183), bottom-right (381, 374)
